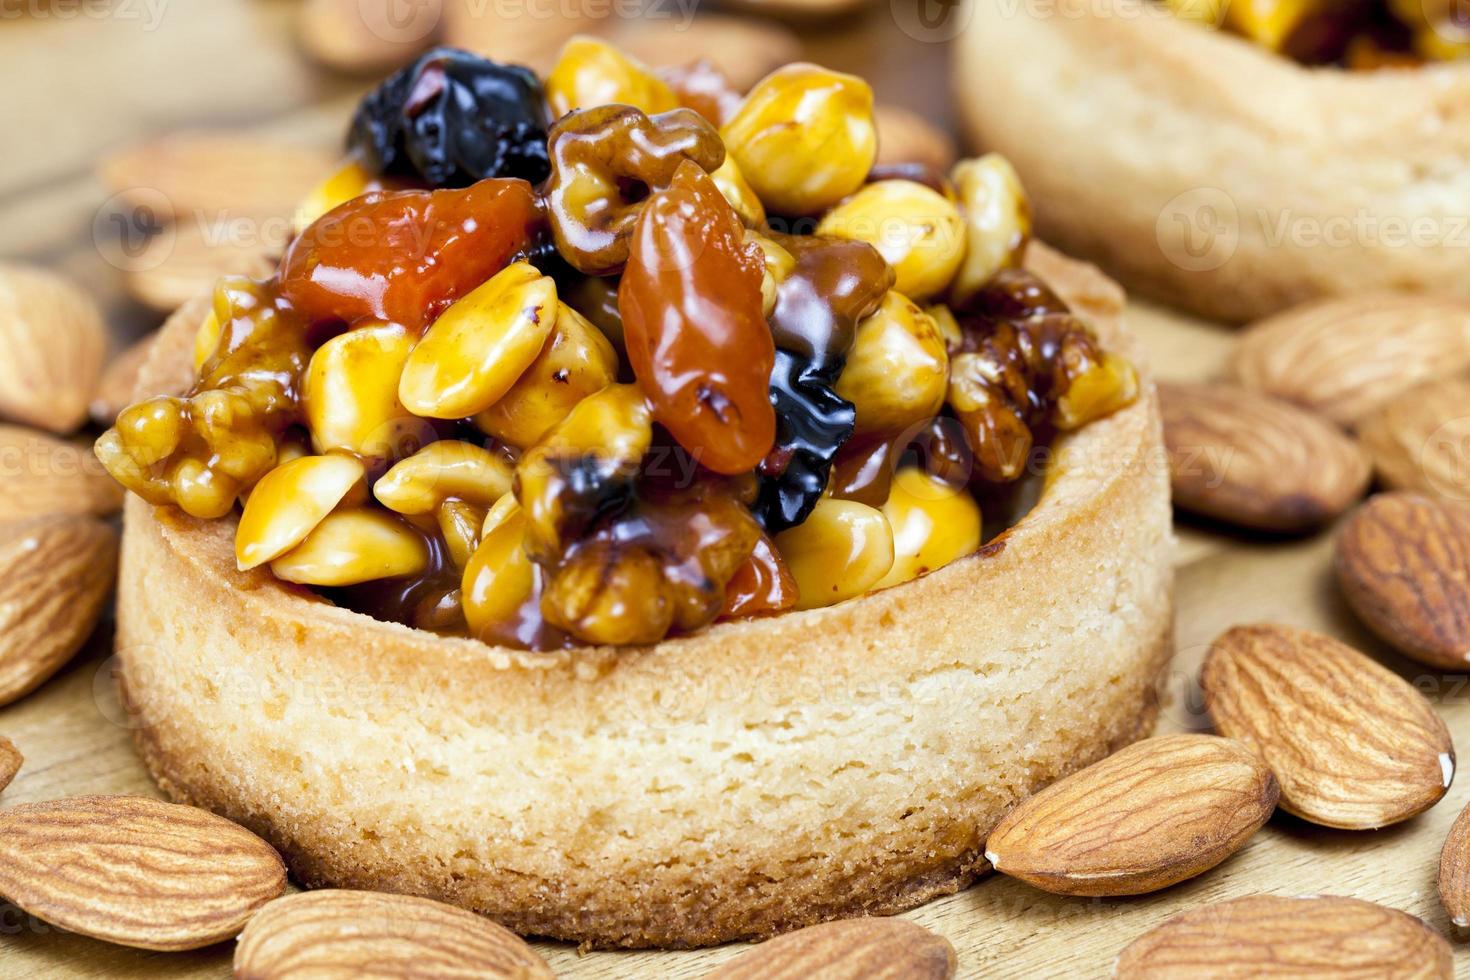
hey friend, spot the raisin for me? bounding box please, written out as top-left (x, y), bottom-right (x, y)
top-left (348, 47), bottom-right (551, 188)
top-left (721, 534), bottom-right (798, 620)
top-left (619, 161), bottom-right (775, 475)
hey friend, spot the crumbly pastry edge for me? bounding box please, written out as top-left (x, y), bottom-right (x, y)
top-left (115, 242), bottom-right (1175, 948)
top-left (955, 0), bottom-right (1470, 323)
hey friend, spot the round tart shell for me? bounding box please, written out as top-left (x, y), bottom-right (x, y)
top-left (115, 243), bottom-right (1174, 948)
top-left (955, 0), bottom-right (1470, 322)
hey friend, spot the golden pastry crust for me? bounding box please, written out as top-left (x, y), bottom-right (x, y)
top-left (955, 0), bottom-right (1470, 322)
top-left (115, 244), bottom-right (1174, 948)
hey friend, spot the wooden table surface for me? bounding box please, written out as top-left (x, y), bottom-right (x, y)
top-left (1, 3), bottom-right (1465, 978)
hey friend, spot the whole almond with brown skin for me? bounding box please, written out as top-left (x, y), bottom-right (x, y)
top-left (234, 889), bottom-right (553, 979)
top-left (99, 133), bottom-right (336, 222)
top-left (704, 918), bottom-right (956, 980)
top-left (1115, 895), bottom-right (1452, 979)
top-left (1203, 624), bottom-right (1454, 829)
top-left (874, 105), bottom-right (957, 172)
top-left (606, 17), bottom-right (803, 91)
top-left (983, 734), bottom-right (1278, 897)
top-left (0, 515), bottom-right (118, 706)
top-left (0, 736), bottom-right (20, 792)
top-left (299, 0), bottom-right (442, 74)
top-left (1336, 492), bottom-right (1470, 670)
top-left (1159, 382), bottom-right (1370, 532)
top-left (1439, 800), bottom-right (1470, 927)
top-left (0, 795), bottom-right (286, 951)
top-left (1231, 293), bottom-right (1470, 427)
top-left (0, 264), bottom-right (106, 434)
top-left (443, 3), bottom-right (601, 73)
top-left (0, 424), bottom-right (124, 521)
top-left (90, 333), bottom-right (159, 426)
top-left (1357, 376), bottom-right (1470, 503)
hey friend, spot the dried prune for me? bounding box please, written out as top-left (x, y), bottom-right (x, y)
top-left (759, 351), bottom-right (856, 532)
top-left (348, 47), bottom-right (551, 188)
top-left (754, 234), bottom-right (893, 532)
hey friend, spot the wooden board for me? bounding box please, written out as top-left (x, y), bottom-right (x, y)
top-left (1, 4), bottom-right (1465, 978)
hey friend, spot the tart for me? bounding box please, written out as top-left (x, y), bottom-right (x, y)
top-left (101, 41), bottom-right (1173, 948)
top-left (956, 0), bottom-right (1470, 322)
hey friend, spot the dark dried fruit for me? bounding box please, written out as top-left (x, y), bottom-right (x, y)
top-left (279, 179), bottom-right (540, 332)
top-left (760, 350), bottom-right (857, 531)
top-left (619, 161), bottom-right (775, 475)
top-left (348, 47), bottom-right (551, 188)
top-left (755, 234), bottom-right (893, 531)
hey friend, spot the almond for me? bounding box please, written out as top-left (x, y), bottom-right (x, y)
top-left (443, 2), bottom-right (601, 73)
top-left (718, 0), bottom-right (872, 20)
top-left (1115, 895), bottom-right (1453, 979)
top-left (0, 795), bottom-right (286, 951)
top-left (0, 424), bottom-right (124, 522)
top-left (125, 216), bottom-right (278, 313)
top-left (0, 515), bottom-right (118, 706)
top-left (1203, 624), bottom-right (1454, 829)
top-left (234, 889), bottom-right (553, 979)
top-left (704, 918), bottom-right (956, 980)
top-left (1335, 492), bottom-right (1470, 670)
top-left (98, 133), bottom-right (336, 222)
top-left (1439, 799), bottom-right (1470, 928)
top-left (1357, 376), bottom-right (1470, 504)
top-left (90, 333), bottom-right (159, 426)
top-left (299, 0), bottom-right (442, 74)
top-left (1159, 382), bottom-right (1370, 532)
top-left (1231, 293), bottom-right (1470, 427)
top-left (605, 16), bottom-right (803, 91)
top-left (0, 264), bottom-right (106, 434)
top-left (983, 734), bottom-right (1278, 897)
top-left (874, 105), bottom-right (958, 173)
top-left (0, 735), bottom-right (20, 793)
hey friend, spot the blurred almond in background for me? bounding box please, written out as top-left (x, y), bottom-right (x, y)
top-left (300, 0), bottom-right (446, 74)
